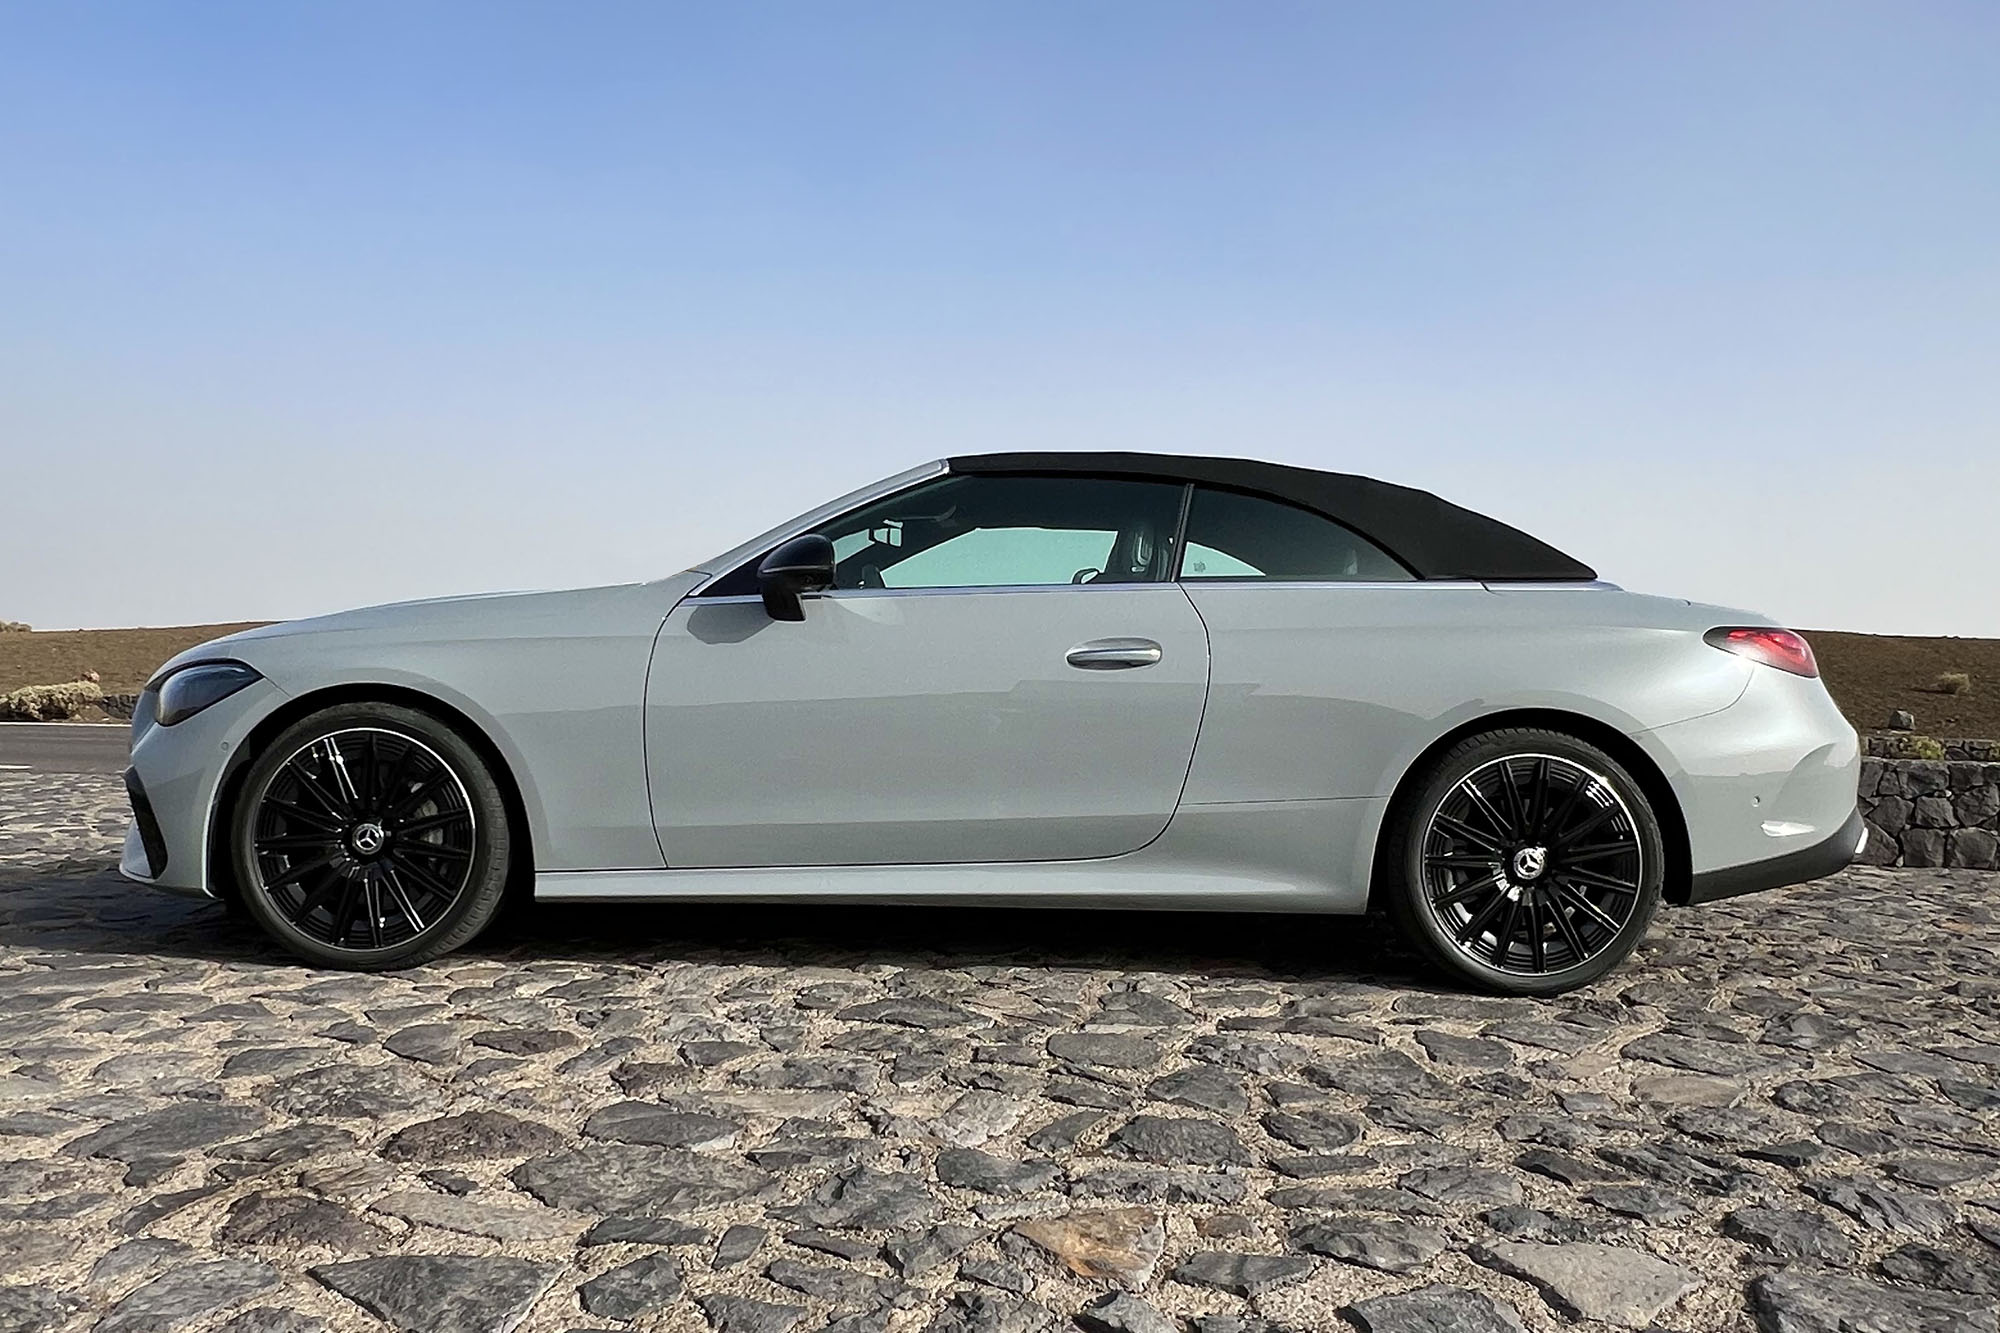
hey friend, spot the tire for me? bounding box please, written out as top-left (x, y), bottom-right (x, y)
top-left (229, 702), bottom-right (512, 970)
top-left (1381, 727), bottom-right (1664, 996)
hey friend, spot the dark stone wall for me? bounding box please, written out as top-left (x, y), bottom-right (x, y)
top-left (1857, 757), bottom-right (2000, 869)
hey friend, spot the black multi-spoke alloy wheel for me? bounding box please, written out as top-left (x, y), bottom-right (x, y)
top-left (1383, 728), bottom-right (1664, 996)
top-left (230, 703), bottom-right (511, 969)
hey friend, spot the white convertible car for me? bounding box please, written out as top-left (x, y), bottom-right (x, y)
top-left (122, 453), bottom-right (1862, 993)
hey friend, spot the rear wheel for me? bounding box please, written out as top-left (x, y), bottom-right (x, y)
top-left (1382, 728), bottom-right (1663, 995)
top-left (229, 702), bottom-right (511, 970)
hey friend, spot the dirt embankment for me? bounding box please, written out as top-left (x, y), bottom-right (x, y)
top-left (1808, 630), bottom-right (2000, 739)
top-left (0, 623), bottom-right (270, 707)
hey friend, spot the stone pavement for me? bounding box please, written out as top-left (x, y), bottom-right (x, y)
top-left (1, 770), bottom-right (1998, 1333)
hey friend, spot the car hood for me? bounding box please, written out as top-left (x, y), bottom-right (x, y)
top-left (152, 574), bottom-right (706, 684)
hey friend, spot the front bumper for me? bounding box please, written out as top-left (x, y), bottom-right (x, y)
top-left (1683, 806), bottom-right (1866, 904)
top-left (117, 677), bottom-right (287, 897)
top-left (121, 768), bottom-right (170, 879)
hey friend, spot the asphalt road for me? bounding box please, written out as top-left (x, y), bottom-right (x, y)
top-left (0, 722), bottom-right (130, 774)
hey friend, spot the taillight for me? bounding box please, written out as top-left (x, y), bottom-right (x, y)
top-left (1704, 626), bottom-right (1818, 678)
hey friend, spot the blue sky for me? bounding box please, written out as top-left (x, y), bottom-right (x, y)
top-left (4, 3), bottom-right (1996, 633)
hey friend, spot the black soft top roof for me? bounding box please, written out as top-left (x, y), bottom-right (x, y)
top-left (948, 451), bottom-right (1596, 582)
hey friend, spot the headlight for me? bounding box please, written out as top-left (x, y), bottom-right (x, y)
top-left (154, 662), bottom-right (262, 726)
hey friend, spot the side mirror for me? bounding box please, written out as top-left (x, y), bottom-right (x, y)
top-left (756, 533), bottom-right (836, 621)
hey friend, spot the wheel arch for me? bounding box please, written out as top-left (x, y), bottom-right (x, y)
top-left (1366, 708), bottom-right (1692, 910)
top-left (206, 683), bottom-right (537, 907)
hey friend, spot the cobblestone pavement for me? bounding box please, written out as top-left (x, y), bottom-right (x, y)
top-left (2, 771), bottom-right (1998, 1333)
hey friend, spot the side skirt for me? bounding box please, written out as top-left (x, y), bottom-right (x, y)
top-left (537, 797), bottom-right (1381, 914)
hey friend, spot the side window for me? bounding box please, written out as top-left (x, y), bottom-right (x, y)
top-left (817, 474), bottom-right (1187, 591)
top-left (1178, 487), bottom-right (1411, 582)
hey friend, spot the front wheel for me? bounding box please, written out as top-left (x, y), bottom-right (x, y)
top-left (1382, 728), bottom-right (1664, 996)
top-left (229, 702), bottom-right (512, 969)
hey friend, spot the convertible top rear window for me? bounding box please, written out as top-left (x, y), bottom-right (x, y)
top-left (1179, 487), bottom-right (1412, 582)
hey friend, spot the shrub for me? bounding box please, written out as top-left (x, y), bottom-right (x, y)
top-left (1930, 671), bottom-right (1972, 696)
top-left (0, 620), bottom-right (29, 633)
top-left (1875, 732), bottom-right (1947, 761)
top-left (0, 680), bottom-right (105, 721)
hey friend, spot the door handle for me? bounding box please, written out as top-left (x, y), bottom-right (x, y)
top-left (1066, 638), bottom-right (1164, 670)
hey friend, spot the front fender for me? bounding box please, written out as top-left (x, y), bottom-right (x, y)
top-left (239, 660), bottom-right (556, 873)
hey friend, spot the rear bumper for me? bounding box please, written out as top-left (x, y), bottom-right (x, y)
top-left (1683, 806), bottom-right (1865, 905)
top-left (1638, 660), bottom-right (1861, 903)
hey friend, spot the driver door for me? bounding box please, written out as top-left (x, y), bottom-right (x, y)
top-left (645, 473), bottom-right (1210, 868)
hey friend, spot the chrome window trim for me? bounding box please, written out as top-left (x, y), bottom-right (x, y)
top-left (689, 579), bottom-right (1492, 607)
top-left (691, 582), bottom-right (1195, 606)
top-left (1482, 579), bottom-right (1625, 592)
top-left (1179, 578), bottom-right (1490, 591)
